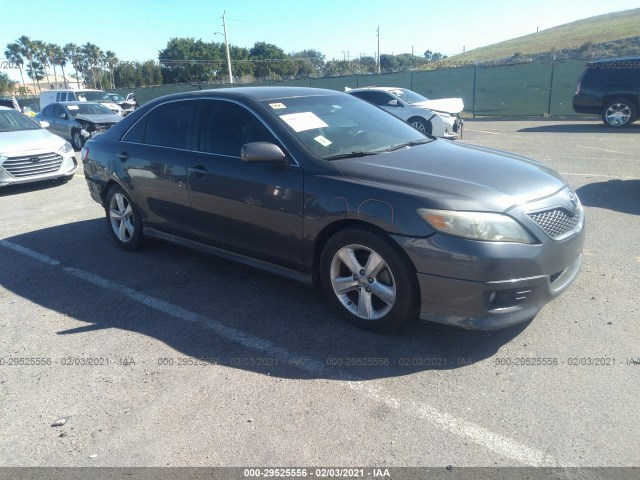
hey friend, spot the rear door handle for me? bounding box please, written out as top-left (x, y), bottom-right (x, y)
top-left (117, 151), bottom-right (130, 161)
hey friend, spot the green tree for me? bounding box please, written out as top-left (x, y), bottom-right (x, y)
top-left (82, 42), bottom-right (103, 89)
top-left (159, 37), bottom-right (224, 83)
top-left (104, 50), bottom-right (118, 88)
top-left (63, 43), bottom-right (83, 88)
top-left (249, 42), bottom-right (289, 79)
top-left (0, 72), bottom-right (16, 95)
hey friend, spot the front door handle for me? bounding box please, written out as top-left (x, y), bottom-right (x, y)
top-left (117, 151), bottom-right (129, 161)
top-left (190, 164), bottom-right (208, 177)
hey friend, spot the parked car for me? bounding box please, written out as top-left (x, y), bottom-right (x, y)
top-left (0, 106), bottom-right (77, 187)
top-left (35, 101), bottom-right (122, 149)
top-left (107, 93), bottom-right (137, 116)
top-left (82, 87), bottom-right (584, 332)
top-left (572, 56), bottom-right (640, 128)
top-left (346, 86), bottom-right (463, 139)
top-left (40, 89), bottom-right (123, 116)
top-left (22, 103), bottom-right (39, 118)
top-left (0, 96), bottom-right (21, 111)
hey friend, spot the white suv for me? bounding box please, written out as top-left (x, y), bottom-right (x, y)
top-left (346, 86), bottom-right (463, 139)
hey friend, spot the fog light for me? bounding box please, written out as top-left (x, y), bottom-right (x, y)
top-left (488, 292), bottom-right (497, 304)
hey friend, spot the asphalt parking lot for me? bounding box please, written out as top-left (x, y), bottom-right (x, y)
top-left (1, 119), bottom-right (639, 469)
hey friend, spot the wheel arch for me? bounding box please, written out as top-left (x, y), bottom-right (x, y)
top-left (310, 219), bottom-right (417, 286)
top-left (602, 94), bottom-right (639, 114)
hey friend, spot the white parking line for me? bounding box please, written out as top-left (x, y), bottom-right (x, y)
top-left (465, 129), bottom-right (503, 135)
top-left (0, 239), bottom-right (567, 466)
top-left (576, 145), bottom-right (626, 155)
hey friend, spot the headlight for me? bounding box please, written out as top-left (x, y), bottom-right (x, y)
top-left (417, 208), bottom-right (536, 243)
top-left (58, 141), bottom-right (73, 154)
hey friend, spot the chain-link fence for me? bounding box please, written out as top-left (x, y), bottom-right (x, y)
top-left (102, 59), bottom-right (594, 117)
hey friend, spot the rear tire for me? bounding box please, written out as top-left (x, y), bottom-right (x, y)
top-left (105, 185), bottom-right (144, 251)
top-left (319, 226), bottom-right (419, 332)
top-left (602, 99), bottom-right (636, 128)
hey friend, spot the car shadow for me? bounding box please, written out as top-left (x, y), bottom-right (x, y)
top-left (576, 179), bottom-right (640, 216)
top-left (0, 177), bottom-right (71, 196)
top-left (1, 219), bottom-right (529, 381)
top-left (517, 123), bottom-right (640, 134)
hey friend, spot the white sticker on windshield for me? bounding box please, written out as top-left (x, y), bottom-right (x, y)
top-left (67, 105), bottom-right (79, 110)
top-left (314, 135), bottom-right (332, 147)
top-left (269, 102), bottom-right (286, 109)
top-left (280, 112), bottom-right (328, 132)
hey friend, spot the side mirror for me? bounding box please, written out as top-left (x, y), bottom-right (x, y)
top-left (241, 142), bottom-right (287, 164)
top-left (39, 120), bottom-right (50, 128)
top-left (387, 99), bottom-right (399, 107)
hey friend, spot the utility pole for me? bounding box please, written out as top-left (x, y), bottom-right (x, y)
top-left (376, 26), bottom-right (380, 74)
top-left (222, 11), bottom-right (233, 84)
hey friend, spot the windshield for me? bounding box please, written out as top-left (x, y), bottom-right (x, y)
top-left (262, 94), bottom-right (431, 160)
top-left (0, 109), bottom-right (41, 132)
top-left (66, 103), bottom-right (113, 116)
top-left (77, 91), bottom-right (112, 102)
top-left (389, 88), bottom-right (429, 105)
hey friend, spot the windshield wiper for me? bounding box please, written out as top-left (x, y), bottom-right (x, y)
top-left (386, 139), bottom-right (432, 152)
top-left (324, 151), bottom-right (381, 161)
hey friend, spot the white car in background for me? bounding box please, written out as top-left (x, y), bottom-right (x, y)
top-left (346, 86), bottom-right (463, 139)
top-left (0, 106), bottom-right (77, 187)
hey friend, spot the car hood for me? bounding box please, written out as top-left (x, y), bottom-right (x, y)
top-left (333, 140), bottom-right (567, 212)
top-left (75, 113), bottom-right (122, 123)
top-left (0, 128), bottom-right (66, 155)
top-left (413, 98), bottom-right (464, 114)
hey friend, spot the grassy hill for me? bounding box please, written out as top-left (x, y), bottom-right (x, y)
top-left (450, 8), bottom-right (640, 62)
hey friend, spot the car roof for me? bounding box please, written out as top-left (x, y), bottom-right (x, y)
top-left (55, 101), bottom-right (105, 106)
top-left (589, 56), bottom-right (640, 64)
top-left (348, 86), bottom-right (404, 93)
top-left (146, 86), bottom-right (344, 105)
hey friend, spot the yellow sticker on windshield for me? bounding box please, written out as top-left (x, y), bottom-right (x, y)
top-left (269, 103), bottom-right (286, 109)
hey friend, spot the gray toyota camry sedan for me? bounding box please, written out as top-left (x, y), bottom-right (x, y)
top-left (82, 87), bottom-right (584, 332)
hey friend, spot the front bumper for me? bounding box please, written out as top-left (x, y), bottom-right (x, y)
top-left (391, 188), bottom-right (585, 329)
top-left (0, 152), bottom-right (78, 187)
top-left (414, 253), bottom-right (582, 329)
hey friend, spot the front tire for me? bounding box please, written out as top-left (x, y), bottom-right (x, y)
top-left (71, 129), bottom-right (84, 150)
top-left (105, 185), bottom-right (143, 251)
top-left (320, 227), bottom-right (419, 332)
top-left (408, 117), bottom-right (433, 136)
top-left (602, 99), bottom-right (637, 128)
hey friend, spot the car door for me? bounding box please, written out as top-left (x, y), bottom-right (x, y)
top-left (113, 99), bottom-right (196, 236)
top-left (42, 104), bottom-right (65, 138)
top-left (187, 99), bottom-right (304, 270)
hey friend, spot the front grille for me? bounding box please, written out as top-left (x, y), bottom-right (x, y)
top-left (2, 152), bottom-right (63, 177)
top-left (527, 208), bottom-right (581, 239)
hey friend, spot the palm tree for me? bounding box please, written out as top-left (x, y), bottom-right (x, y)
top-left (26, 61), bottom-right (46, 86)
top-left (63, 43), bottom-right (83, 88)
top-left (5, 43), bottom-right (26, 93)
top-left (49, 44), bottom-right (67, 88)
top-left (47, 43), bottom-right (63, 87)
top-left (17, 36), bottom-right (40, 93)
top-left (104, 50), bottom-right (118, 89)
top-left (31, 40), bottom-right (50, 88)
top-left (82, 42), bottom-right (103, 89)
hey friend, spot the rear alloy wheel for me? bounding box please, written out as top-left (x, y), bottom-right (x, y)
top-left (105, 185), bottom-right (143, 251)
top-left (408, 117), bottom-right (432, 136)
top-left (602, 99), bottom-right (636, 128)
top-left (320, 227), bottom-right (419, 332)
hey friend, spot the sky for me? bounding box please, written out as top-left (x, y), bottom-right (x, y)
top-left (2, 0), bottom-right (639, 82)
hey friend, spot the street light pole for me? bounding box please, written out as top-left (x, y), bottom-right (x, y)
top-left (376, 26), bottom-right (380, 74)
top-left (222, 11), bottom-right (233, 84)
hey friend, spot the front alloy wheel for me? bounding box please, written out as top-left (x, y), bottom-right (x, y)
top-left (105, 185), bottom-right (143, 251)
top-left (330, 244), bottom-right (397, 320)
top-left (320, 227), bottom-right (419, 332)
